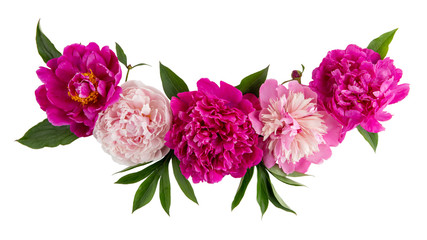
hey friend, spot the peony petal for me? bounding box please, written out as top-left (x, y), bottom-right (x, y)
top-left (55, 61), bottom-right (79, 83)
top-left (360, 116), bottom-right (385, 133)
top-left (70, 122), bottom-right (91, 137)
top-left (170, 96), bottom-right (187, 115)
top-left (306, 144), bottom-right (332, 164)
top-left (321, 111), bottom-right (342, 147)
top-left (278, 160), bottom-right (295, 175)
top-left (45, 106), bottom-right (73, 126)
top-left (86, 51), bottom-right (107, 72)
top-left (259, 79), bottom-right (279, 108)
top-left (390, 83), bottom-right (410, 105)
top-left (243, 93), bottom-right (261, 110)
top-left (35, 85), bottom-right (51, 111)
top-left (197, 78), bottom-right (220, 96)
top-left (237, 98), bottom-right (254, 115)
top-left (36, 67), bottom-right (57, 84)
top-left (288, 81), bottom-right (305, 93)
top-left (263, 150), bottom-right (276, 168)
top-left (376, 111), bottom-right (392, 121)
top-left (219, 81), bottom-right (243, 104)
top-left (249, 111), bottom-right (263, 134)
top-left (294, 158), bottom-right (311, 174)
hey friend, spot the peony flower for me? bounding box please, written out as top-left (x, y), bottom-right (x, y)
top-left (310, 44), bottom-right (409, 141)
top-left (93, 80), bottom-right (172, 166)
top-left (35, 42), bottom-right (122, 137)
top-left (165, 78), bottom-right (263, 183)
top-left (249, 79), bottom-right (341, 174)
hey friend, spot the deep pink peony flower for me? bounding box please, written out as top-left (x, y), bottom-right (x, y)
top-left (249, 80), bottom-right (341, 174)
top-left (310, 44), bottom-right (409, 141)
top-left (94, 81), bottom-right (172, 166)
top-left (165, 78), bottom-right (263, 183)
top-left (35, 42), bottom-right (122, 137)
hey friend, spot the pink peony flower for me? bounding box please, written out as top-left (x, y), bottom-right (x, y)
top-left (93, 81), bottom-right (172, 166)
top-left (249, 80), bottom-right (341, 174)
top-left (35, 42), bottom-right (122, 137)
top-left (165, 78), bottom-right (263, 183)
top-left (310, 44), bottom-right (409, 141)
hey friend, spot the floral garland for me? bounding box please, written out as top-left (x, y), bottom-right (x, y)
top-left (18, 21), bottom-right (410, 216)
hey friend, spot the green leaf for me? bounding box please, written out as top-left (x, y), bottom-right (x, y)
top-left (231, 167), bottom-right (254, 211)
top-left (236, 66), bottom-right (269, 97)
top-left (115, 159), bottom-right (164, 184)
top-left (256, 165), bottom-right (269, 217)
top-left (265, 178), bottom-right (296, 215)
top-left (267, 165), bottom-right (305, 187)
top-left (357, 125), bottom-right (378, 152)
top-left (287, 171), bottom-right (311, 177)
top-left (132, 170), bottom-right (161, 213)
top-left (113, 162), bottom-right (151, 175)
top-left (159, 158), bottom-right (171, 215)
top-left (367, 28), bottom-right (398, 59)
top-left (159, 62), bottom-right (189, 99)
top-left (171, 155), bottom-right (198, 204)
top-left (115, 42), bottom-right (127, 66)
top-left (36, 20), bottom-right (61, 63)
top-left (17, 119), bottom-right (78, 149)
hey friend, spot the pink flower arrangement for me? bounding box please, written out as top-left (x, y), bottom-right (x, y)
top-left (165, 78), bottom-right (263, 183)
top-left (249, 80), bottom-right (341, 174)
top-left (310, 44), bottom-right (409, 140)
top-left (94, 80), bottom-right (172, 165)
top-left (35, 42), bottom-right (122, 137)
top-left (20, 24), bottom-right (410, 216)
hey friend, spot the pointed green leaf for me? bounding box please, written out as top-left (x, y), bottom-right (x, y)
top-left (17, 119), bottom-right (78, 149)
top-left (159, 62), bottom-right (189, 99)
top-left (115, 158), bottom-right (165, 184)
top-left (36, 20), bottom-right (61, 63)
top-left (256, 165), bottom-right (269, 216)
top-left (113, 162), bottom-right (151, 175)
top-left (171, 155), bottom-right (198, 204)
top-left (265, 178), bottom-right (296, 215)
top-left (236, 66), bottom-right (269, 97)
top-left (115, 42), bottom-right (127, 66)
top-left (367, 28), bottom-right (398, 59)
top-left (159, 158), bottom-right (171, 215)
top-left (287, 171), bottom-right (311, 177)
top-left (231, 167), bottom-right (254, 211)
top-left (357, 125), bottom-right (378, 152)
top-left (132, 171), bottom-right (161, 213)
top-left (267, 165), bottom-right (305, 187)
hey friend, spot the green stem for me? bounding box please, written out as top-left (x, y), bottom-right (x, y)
top-left (281, 79), bottom-right (301, 85)
top-left (125, 66), bottom-right (131, 82)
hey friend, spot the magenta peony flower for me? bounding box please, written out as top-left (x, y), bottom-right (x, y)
top-left (165, 78), bottom-right (263, 183)
top-left (310, 44), bottom-right (409, 140)
top-left (35, 42), bottom-right (122, 137)
top-left (94, 81), bottom-right (172, 166)
top-left (249, 80), bottom-right (341, 174)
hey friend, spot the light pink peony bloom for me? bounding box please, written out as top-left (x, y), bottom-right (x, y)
top-left (94, 80), bottom-right (172, 165)
top-left (249, 80), bottom-right (341, 174)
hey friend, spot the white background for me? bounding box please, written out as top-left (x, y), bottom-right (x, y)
top-left (1, 0), bottom-right (425, 239)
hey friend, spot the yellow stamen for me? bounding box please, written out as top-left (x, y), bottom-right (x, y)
top-left (68, 70), bottom-right (99, 105)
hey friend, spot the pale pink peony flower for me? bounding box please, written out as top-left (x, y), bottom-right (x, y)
top-left (249, 80), bottom-right (341, 174)
top-left (94, 80), bottom-right (172, 165)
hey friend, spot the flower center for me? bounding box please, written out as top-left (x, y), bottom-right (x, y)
top-left (260, 96), bottom-right (300, 140)
top-left (68, 70), bottom-right (99, 105)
